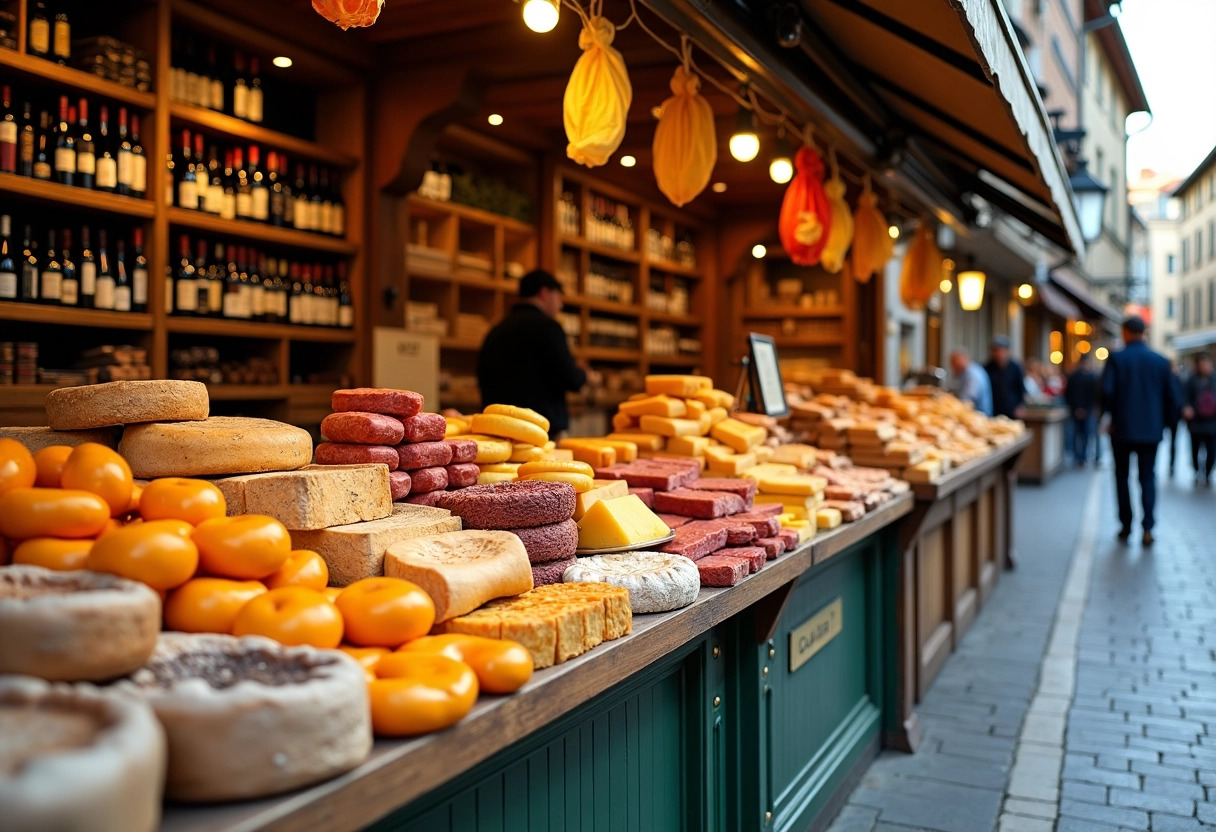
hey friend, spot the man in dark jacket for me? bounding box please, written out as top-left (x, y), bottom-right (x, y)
top-left (1182, 352), bottom-right (1216, 485)
top-left (1101, 316), bottom-right (1181, 545)
top-left (984, 335), bottom-right (1026, 419)
top-left (477, 270), bottom-right (588, 438)
top-left (1064, 354), bottom-right (1099, 465)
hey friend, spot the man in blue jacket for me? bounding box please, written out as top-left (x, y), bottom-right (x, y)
top-left (1100, 316), bottom-right (1180, 545)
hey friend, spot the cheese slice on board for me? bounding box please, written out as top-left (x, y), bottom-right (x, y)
top-left (572, 479), bottom-right (631, 520)
top-left (577, 495), bottom-right (672, 549)
top-left (562, 552), bottom-right (699, 614)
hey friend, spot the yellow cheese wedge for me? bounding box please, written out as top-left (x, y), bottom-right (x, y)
top-left (611, 412), bottom-right (638, 432)
top-left (477, 472), bottom-right (518, 484)
top-left (711, 418), bottom-right (767, 453)
top-left (483, 403), bottom-right (550, 432)
top-left (509, 443), bottom-right (546, 463)
top-left (754, 473), bottom-right (828, 496)
top-left (644, 374), bottom-right (713, 397)
top-left (815, 508), bottom-right (843, 530)
top-left (606, 432), bottom-right (664, 451)
top-left (694, 389), bottom-right (736, 409)
top-left (753, 446), bottom-right (774, 463)
top-left (706, 452), bottom-right (757, 476)
top-left (704, 445), bottom-right (735, 463)
top-left (445, 417), bottom-right (470, 437)
top-left (572, 479), bottom-right (631, 520)
top-left (561, 444), bottom-right (616, 469)
top-left (684, 399), bottom-right (707, 419)
top-left (517, 460), bottom-right (595, 478)
top-left (520, 471), bottom-right (594, 493)
top-left (741, 463), bottom-right (799, 478)
top-left (639, 415), bottom-right (703, 437)
top-left (618, 395), bottom-right (688, 418)
top-left (479, 462), bottom-right (522, 475)
top-left (706, 407), bottom-right (729, 427)
top-left (666, 435), bottom-right (711, 456)
top-left (576, 495), bottom-right (671, 549)
top-left (626, 392), bottom-right (650, 401)
top-left (462, 435), bottom-right (513, 464)
top-left (469, 413), bottom-right (550, 448)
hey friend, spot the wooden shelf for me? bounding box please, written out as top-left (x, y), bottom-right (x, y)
top-left (578, 346), bottom-right (642, 362)
top-left (560, 235), bottom-right (641, 264)
top-left (408, 194), bottom-right (533, 234)
top-left (0, 49), bottom-right (156, 109)
top-left (572, 295), bottom-right (642, 316)
top-left (440, 338), bottom-right (483, 351)
top-left (0, 384), bottom-right (54, 409)
top-left (0, 301), bottom-right (155, 330)
top-left (166, 316), bottom-right (356, 342)
top-left (645, 354), bottom-right (701, 367)
top-left (170, 103), bottom-right (357, 168)
top-left (205, 384), bottom-right (289, 400)
top-left (743, 306), bottom-right (846, 319)
top-left (287, 384), bottom-right (338, 403)
top-left (647, 259), bottom-right (702, 278)
top-left (771, 336), bottom-right (846, 348)
top-left (166, 208), bottom-right (358, 254)
top-left (0, 172), bottom-right (157, 219)
top-left (646, 310), bottom-right (699, 326)
top-left (408, 264), bottom-right (504, 290)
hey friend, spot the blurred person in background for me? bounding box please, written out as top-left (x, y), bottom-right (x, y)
top-left (950, 347), bottom-right (993, 416)
top-left (985, 336), bottom-right (1026, 419)
top-left (1182, 352), bottom-right (1216, 486)
top-left (1065, 354), bottom-right (1099, 466)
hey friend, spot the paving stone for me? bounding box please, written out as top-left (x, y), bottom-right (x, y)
top-left (1060, 779), bottom-right (1107, 804)
top-left (1062, 760), bottom-right (1143, 789)
top-left (847, 786), bottom-right (1001, 832)
top-left (1196, 802), bottom-right (1216, 824)
top-left (997, 813), bottom-right (1053, 832)
top-left (1138, 775), bottom-right (1206, 799)
top-left (1148, 814), bottom-right (1206, 832)
top-left (1131, 759), bottom-right (1202, 784)
top-left (1001, 797), bottom-right (1056, 820)
top-left (827, 805), bottom-right (879, 832)
top-left (1057, 818), bottom-right (1125, 832)
top-left (1059, 797), bottom-right (1150, 829)
top-left (1109, 787), bottom-right (1195, 817)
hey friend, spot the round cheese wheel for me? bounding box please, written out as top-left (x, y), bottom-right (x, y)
top-left (562, 552), bottom-right (700, 614)
top-left (0, 676), bottom-right (166, 832)
top-left (0, 565), bottom-right (161, 682)
top-left (45, 380), bottom-right (209, 430)
top-left (119, 632), bottom-right (372, 801)
top-left (0, 425), bottom-right (122, 451)
top-left (119, 417), bottom-right (313, 478)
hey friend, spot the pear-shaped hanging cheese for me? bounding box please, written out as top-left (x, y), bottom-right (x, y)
top-left (778, 147), bottom-right (833, 267)
top-left (851, 180), bottom-right (893, 283)
top-left (564, 16), bottom-right (632, 168)
top-left (821, 171), bottom-right (854, 274)
top-left (312, 0), bottom-right (382, 30)
top-left (652, 65), bottom-right (716, 206)
top-left (899, 223), bottom-right (943, 311)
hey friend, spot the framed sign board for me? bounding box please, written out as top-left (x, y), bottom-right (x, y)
top-left (747, 333), bottom-right (789, 418)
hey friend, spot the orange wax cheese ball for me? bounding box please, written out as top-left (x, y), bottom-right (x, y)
top-left (369, 652), bottom-right (479, 736)
top-left (192, 515), bottom-right (291, 580)
top-left (164, 577), bottom-right (269, 634)
top-left (60, 442), bottom-right (134, 517)
top-left (125, 482), bottom-right (143, 515)
top-left (335, 577), bottom-right (436, 648)
top-left (139, 478), bottom-right (226, 525)
top-left (339, 645), bottom-right (391, 683)
top-left (264, 549), bottom-right (329, 591)
top-left (231, 586), bottom-right (344, 649)
top-left (0, 438), bottom-right (36, 497)
top-left (398, 633), bottom-right (533, 694)
top-left (0, 487), bottom-right (111, 540)
top-left (85, 518), bottom-right (199, 591)
top-left (12, 537), bottom-right (93, 571)
top-left (32, 445), bottom-right (73, 488)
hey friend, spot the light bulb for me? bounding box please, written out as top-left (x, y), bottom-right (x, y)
top-left (711, 182), bottom-right (727, 193)
top-left (1095, 347), bottom-right (1109, 360)
top-left (487, 113), bottom-right (504, 126)
top-left (730, 132), bottom-right (760, 163)
top-left (272, 56), bottom-right (292, 69)
top-left (1017, 283), bottom-right (1034, 300)
top-left (769, 157), bottom-right (792, 183)
top-left (939, 278), bottom-right (952, 293)
top-left (620, 155), bottom-right (636, 168)
top-left (522, 0), bottom-right (559, 33)
top-left (752, 244), bottom-right (767, 259)
top-left (888, 225), bottom-right (900, 239)
top-left (1049, 350), bottom-right (1063, 365)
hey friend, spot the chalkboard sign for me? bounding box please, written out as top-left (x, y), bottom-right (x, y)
top-left (747, 333), bottom-right (789, 418)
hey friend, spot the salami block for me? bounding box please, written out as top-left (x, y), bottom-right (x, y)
top-left (696, 555), bottom-right (748, 587)
top-left (400, 412), bottom-right (447, 443)
top-left (627, 487), bottom-right (655, 508)
top-left (682, 519), bottom-right (756, 546)
top-left (660, 526), bottom-right (727, 561)
top-left (409, 466), bottom-right (449, 493)
top-left (656, 513), bottom-right (691, 530)
top-left (591, 465), bottom-right (629, 481)
top-left (652, 488), bottom-right (744, 520)
top-left (824, 485), bottom-right (864, 502)
top-left (777, 528), bottom-right (800, 551)
top-left (687, 478), bottom-right (757, 505)
top-left (320, 411), bottom-right (405, 445)
top-left (405, 492), bottom-right (445, 507)
top-left (435, 481), bottom-right (576, 530)
top-left (332, 388), bottom-right (423, 417)
top-left (396, 441), bottom-right (453, 470)
top-left (315, 443), bottom-right (399, 471)
top-left (823, 500), bottom-right (866, 521)
top-left (445, 439), bottom-right (479, 464)
top-left (444, 462), bottom-right (479, 488)
top-left (755, 537), bottom-right (787, 560)
top-left (389, 470), bottom-right (412, 500)
top-left (750, 502), bottom-right (785, 517)
top-left (730, 512), bottom-right (781, 538)
top-left (718, 546), bottom-right (766, 573)
top-left (594, 461), bottom-right (700, 491)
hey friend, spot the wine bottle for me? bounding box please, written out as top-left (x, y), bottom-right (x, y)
top-left (267, 150), bottom-right (285, 226)
top-left (300, 264), bottom-right (315, 325)
top-left (203, 146), bottom-right (223, 215)
top-left (59, 228), bottom-right (79, 307)
top-left (94, 229), bottom-right (115, 311)
top-left (207, 45), bottom-right (224, 112)
top-left (131, 227), bottom-right (148, 312)
top-left (18, 102), bottom-right (34, 177)
top-left (191, 131), bottom-right (205, 206)
top-left (114, 238), bottom-right (132, 313)
top-left (0, 215), bottom-right (15, 301)
top-left (220, 150), bottom-right (236, 220)
top-left (32, 111), bottom-right (51, 180)
top-left (0, 87), bottom-right (16, 174)
top-left (95, 106), bottom-right (117, 192)
top-left (280, 155), bottom-right (294, 227)
top-left (222, 244), bottom-right (240, 319)
top-left (287, 261), bottom-right (303, 324)
top-left (116, 108), bottom-right (134, 196)
top-left (53, 96), bottom-right (75, 187)
top-left (248, 248), bottom-right (266, 321)
top-left (308, 165), bottom-right (323, 235)
top-left (183, 37), bottom-right (201, 107)
top-left (247, 56), bottom-right (263, 123)
top-left (28, 1), bottom-right (50, 59)
top-left (78, 225), bottom-right (95, 308)
top-left (249, 145), bottom-right (268, 222)
top-left (292, 163), bottom-right (310, 231)
top-left (175, 234), bottom-right (198, 315)
top-left (40, 229), bottom-right (61, 305)
top-left (76, 99), bottom-right (95, 190)
top-left (232, 51), bottom-right (248, 120)
top-left (53, 7), bottom-right (71, 65)
top-left (317, 168), bottom-right (334, 235)
top-left (208, 241), bottom-right (225, 315)
top-left (20, 226), bottom-right (38, 302)
top-left (170, 32), bottom-right (187, 102)
top-left (234, 147), bottom-right (251, 219)
top-left (331, 169), bottom-right (346, 237)
top-left (236, 246), bottom-right (252, 320)
top-left (194, 239), bottom-right (210, 315)
top-left (176, 129), bottom-right (198, 210)
top-left (130, 115), bottom-right (146, 198)
top-left (338, 262), bottom-right (353, 328)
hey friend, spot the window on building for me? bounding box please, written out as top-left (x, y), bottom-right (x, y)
top-left (1110, 166), bottom-right (1119, 230)
top-left (1197, 230), bottom-right (1203, 267)
top-left (1167, 297), bottom-right (1176, 319)
top-left (1210, 220), bottom-right (1215, 259)
top-left (1183, 238), bottom-right (1190, 272)
top-left (1197, 289), bottom-right (1204, 326)
top-left (1210, 282), bottom-right (1215, 324)
top-left (1183, 292), bottom-right (1190, 328)
top-left (1168, 254), bottom-right (1177, 274)
top-left (1200, 186), bottom-right (1206, 211)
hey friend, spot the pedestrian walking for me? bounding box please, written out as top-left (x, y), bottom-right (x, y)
top-left (1100, 316), bottom-right (1181, 545)
top-left (984, 335), bottom-right (1026, 419)
top-left (949, 347), bottom-right (993, 416)
top-left (1182, 352), bottom-right (1216, 486)
top-left (1064, 354), bottom-right (1099, 465)
top-left (1164, 361), bottom-right (1183, 476)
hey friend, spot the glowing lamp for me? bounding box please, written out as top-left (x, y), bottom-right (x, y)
top-left (957, 269), bottom-right (986, 311)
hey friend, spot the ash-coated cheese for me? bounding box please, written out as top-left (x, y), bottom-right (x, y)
top-left (562, 551), bottom-right (699, 614)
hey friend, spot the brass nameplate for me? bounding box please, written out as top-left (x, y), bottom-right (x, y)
top-left (789, 598), bottom-right (843, 673)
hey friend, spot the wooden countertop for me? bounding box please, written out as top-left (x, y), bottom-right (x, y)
top-left (160, 493), bottom-right (913, 832)
top-left (910, 433), bottom-right (1033, 501)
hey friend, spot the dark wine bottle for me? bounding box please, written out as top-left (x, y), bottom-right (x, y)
top-left (0, 87), bottom-right (16, 174)
top-left (52, 7), bottom-right (71, 65)
top-left (53, 96), bottom-right (75, 187)
top-left (175, 234), bottom-right (198, 315)
top-left (249, 145), bottom-right (268, 222)
top-left (94, 229), bottom-right (115, 311)
top-left (195, 238), bottom-right (211, 315)
top-left (114, 238), bottom-right (132, 313)
top-left (130, 115), bottom-right (147, 198)
top-left (0, 215), bottom-right (16, 301)
top-left (59, 228), bottom-right (79, 307)
top-left (131, 227), bottom-right (148, 312)
top-left (17, 102), bottom-right (34, 177)
top-left (78, 225), bottom-right (95, 308)
top-left (95, 106), bottom-right (117, 192)
top-left (116, 108), bottom-right (133, 196)
top-left (20, 225), bottom-right (38, 302)
top-left (75, 98), bottom-right (95, 190)
top-left (177, 129), bottom-right (198, 209)
top-left (28, 1), bottom-right (50, 59)
top-left (247, 56), bottom-right (263, 123)
top-left (40, 229), bottom-right (62, 305)
top-left (32, 111), bottom-right (52, 180)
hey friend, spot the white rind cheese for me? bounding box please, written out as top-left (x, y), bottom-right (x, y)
top-left (562, 552), bottom-right (699, 614)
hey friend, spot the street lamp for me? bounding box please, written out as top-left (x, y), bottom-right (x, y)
top-left (957, 270), bottom-right (987, 311)
top-left (1069, 159), bottom-right (1108, 243)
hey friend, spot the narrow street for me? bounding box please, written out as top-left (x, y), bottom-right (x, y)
top-left (829, 448), bottom-right (1216, 832)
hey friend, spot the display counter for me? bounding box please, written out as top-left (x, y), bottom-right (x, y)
top-left (1017, 407), bottom-right (1069, 484)
top-left (161, 494), bottom-right (912, 832)
top-left (890, 433), bottom-right (1032, 751)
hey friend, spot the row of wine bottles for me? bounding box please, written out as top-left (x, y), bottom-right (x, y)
top-left (0, 88), bottom-right (148, 196)
top-left (166, 130), bottom-right (346, 236)
top-left (170, 34), bottom-right (264, 124)
top-left (0, 215), bottom-right (150, 312)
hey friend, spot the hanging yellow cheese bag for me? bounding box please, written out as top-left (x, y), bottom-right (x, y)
top-left (851, 179), bottom-right (892, 283)
top-left (820, 160), bottom-right (854, 274)
top-left (652, 65), bottom-right (716, 207)
top-left (899, 223), bottom-right (943, 311)
top-left (564, 16), bottom-right (632, 168)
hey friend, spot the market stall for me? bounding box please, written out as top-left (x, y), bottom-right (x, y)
top-left (1017, 405), bottom-right (1068, 484)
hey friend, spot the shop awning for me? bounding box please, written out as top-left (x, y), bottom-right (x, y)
top-left (1172, 326), bottom-right (1216, 352)
top-left (1037, 281), bottom-right (1081, 321)
top-left (1048, 266), bottom-right (1123, 329)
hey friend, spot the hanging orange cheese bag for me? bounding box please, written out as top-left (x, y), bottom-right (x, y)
top-left (652, 65), bottom-right (716, 207)
top-left (564, 16), bottom-right (632, 168)
top-left (820, 156), bottom-right (854, 273)
top-left (312, 0), bottom-right (383, 30)
top-left (778, 147), bottom-right (832, 267)
top-left (851, 179), bottom-right (892, 283)
top-left (899, 223), bottom-right (943, 311)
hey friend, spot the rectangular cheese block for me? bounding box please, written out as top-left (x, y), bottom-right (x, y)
top-left (687, 477), bottom-right (757, 504)
top-left (753, 473), bottom-right (829, 496)
top-left (576, 495), bottom-right (671, 549)
top-left (717, 546), bottom-right (766, 574)
top-left (666, 435), bottom-right (711, 457)
top-left (710, 418), bottom-right (767, 453)
top-left (847, 422), bottom-right (897, 443)
top-left (214, 464), bottom-right (393, 530)
top-left (815, 507), bottom-right (843, 529)
top-left (606, 432), bottom-right (664, 451)
top-left (645, 374), bottom-right (713, 397)
top-left (706, 406), bottom-right (729, 427)
top-left (639, 415), bottom-right (704, 438)
top-left (696, 554), bottom-right (748, 586)
top-left (560, 438), bottom-right (638, 463)
top-left (572, 479), bottom-right (630, 520)
top-left (611, 412), bottom-right (638, 431)
top-left (619, 395), bottom-right (688, 418)
top-left (683, 399), bottom-right (707, 420)
top-left (706, 452), bottom-right (757, 476)
top-left (771, 444), bottom-right (817, 469)
top-left (652, 488), bottom-right (745, 520)
top-left (627, 487), bottom-right (654, 508)
top-left (783, 519), bottom-right (816, 545)
top-left (561, 443), bottom-right (616, 469)
top-left (291, 503), bottom-right (462, 586)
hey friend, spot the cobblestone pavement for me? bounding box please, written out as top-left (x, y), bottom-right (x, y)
top-left (826, 448), bottom-right (1216, 832)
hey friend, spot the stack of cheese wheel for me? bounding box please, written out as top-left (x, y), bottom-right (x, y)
top-left (445, 404), bottom-right (576, 485)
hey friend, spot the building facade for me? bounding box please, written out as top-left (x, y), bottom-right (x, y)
top-left (1174, 147), bottom-right (1216, 358)
top-left (1131, 169), bottom-right (1183, 358)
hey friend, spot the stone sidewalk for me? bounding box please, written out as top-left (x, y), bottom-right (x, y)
top-left (826, 451), bottom-right (1216, 832)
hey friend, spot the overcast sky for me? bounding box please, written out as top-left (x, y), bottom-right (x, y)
top-left (1120, 0), bottom-right (1216, 180)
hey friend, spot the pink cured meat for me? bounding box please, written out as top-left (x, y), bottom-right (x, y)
top-left (400, 413), bottom-right (447, 443)
top-left (688, 477), bottom-right (757, 505)
top-left (718, 546), bottom-right (766, 573)
top-left (777, 529), bottom-right (800, 551)
top-left (822, 500), bottom-right (865, 521)
top-left (445, 439), bottom-right (478, 464)
top-left (331, 388), bottom-right (423, 417)
top-left (314, 443), bottom-right (399, 471)
top-left (592, 466), bottom-right (630, 481)
top-left (824, 485), bottom-right (864, 502)
top-left (656, 513), bottom-right (691, 530)
top-left (405, 492), bottom-right (445, 507)
top-left (321, 411), bottom-right (405, 445)
top-left (409, 466), bottom-right (449, 494)
top-left (595, 461), bottom-right (699, 491)
top-left (389, 470), bottom-right (412, 501)
top-left (531, 556), bottom-right (577, 587)
top-left (731, 513), bottom-right (780, 538)
top-left (627, 487), bottom-right (654, 508)
top-left (645, 455), bottom-right (703, 473)
top-left (750, 503), bottom-right (785, 517)
top-left (696, 555), bottom-right (748, 587)
top-left (755, 537), bottom-right (787, 560)
top-left (682, 519), bottom-right (756, 546)
top-left (396, 441), bottom-right (453, 470)
top-left (660, 526), bottom-right (727, 561)
top-left (444, 463), bottom-right (479, 489)
top-left (652, 489), bottom-right (744, 520)
top-left (511, 519), bottom-right (579, 564)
